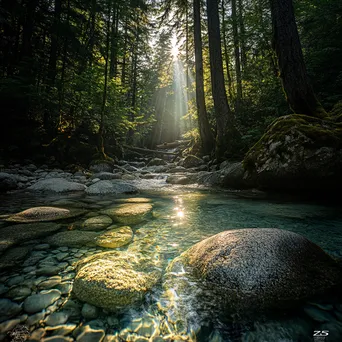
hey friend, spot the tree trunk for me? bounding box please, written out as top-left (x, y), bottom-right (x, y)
top-left (270, 0), bottom-right (326, 118)
top-left (221, 0), bottom-right (234, 102)
top-left (99, 0), bottom-right (111, 156)
top-left (193, 0), bottom-right (214, 155)
top-left (231, 0), bottom-right (242, 111)
top-left (207, 0), bottom-right (235, 160)
top-left (47, 0), bottom-right (62, 86)
top-left (238, 0), bottom-right (247, 71)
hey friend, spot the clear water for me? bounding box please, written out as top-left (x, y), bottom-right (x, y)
top-left (0, 185), bottom-right (342, 341)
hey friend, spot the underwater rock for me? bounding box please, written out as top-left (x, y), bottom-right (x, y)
top-left (29, 178), bottom-right (86, 192)
top-left (0, 299), bottom-right (22, 322)
top-left (102, 203), bottom-right (152, 225)
top-left (4, 207), bottom-right (84, 223)
top-left (0, 172), bottom-right (17, 192)
top-left (24, 289), bottom-right (61, 314)
top-left (44, 231), bottom-right (98, 248)
top-left (168, 228), bottom-right (342, 313)
top-left (94, 226), bottom-right (133, 248)
top-left (82, 215), bottom-right (113, 231)
top-left (166, 174), bottom-right (192, 185)
top-left (73, 251), bottom-right (160, 310)
top-left (0, 222), bottom-right (61, 255)
top-left (147, 158), bottom-right (167, 167)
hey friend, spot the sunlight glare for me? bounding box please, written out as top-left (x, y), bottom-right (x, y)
top-left (171, 35), bottom-right (179, 58)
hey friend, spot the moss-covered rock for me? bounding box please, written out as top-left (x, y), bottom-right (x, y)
top-left (243, 114), bottom-right (342, 191)
top-left (73, 251), bottom-right (161, 310)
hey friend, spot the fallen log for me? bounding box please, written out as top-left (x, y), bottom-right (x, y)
top-left (122, 144), bottom-right (178, 156)
top-left (156, 140), bottom-right (191, 149)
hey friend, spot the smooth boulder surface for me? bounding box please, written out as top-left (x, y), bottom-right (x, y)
top-left (102, 203), bottom-right (152, 225)
top-left (94, 226), bottom-right (133, 248)
top-left (243, 114), bottom-right (342, 191)
top-left (4, 206), bottom-right (74, 223)
top-left (0, 222), bottom-right (62, 255)
top-left (73, 251), bottom-right (160, 310)
top-left (82, 215), bottom-right (112, 231)
top-left (44, 230), bottom-right (98, 247)
top-left (169, 228), bottom-right (342, 312)
top-left (85, 180), bottom-right (137, 195)
top-left (29, 178), bottom-right (86, 192)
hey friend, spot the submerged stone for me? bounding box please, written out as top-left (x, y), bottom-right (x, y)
top-left (73, 251), bottom-right (161, 310)
top-left (24, 289), bottom-right (61, 314)
top-left (102, 203), bottom-right (152, 225)
top-left (85, 180), bottom-right (137, 195)
top-left (82, 215), bottom-right (112, 231)
top-left (44, 231), bottom-right (98, 248)
top-left (29, 178), bottom-right (86, 192)
top-left (4, 206), bottom-right (83, 223)
top-left (94, 226), bottom-right (133, 248)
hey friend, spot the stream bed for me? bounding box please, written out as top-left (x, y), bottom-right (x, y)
top-left (0, 184), bottom-right (342, 341)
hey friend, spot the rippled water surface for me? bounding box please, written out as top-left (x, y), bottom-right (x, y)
top-left (0, 185), bottom-right (342, 341)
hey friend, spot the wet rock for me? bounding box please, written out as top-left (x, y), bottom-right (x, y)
top-left (169, 228), bottom-right (342, 313)
top-left (220, 162), bottom-right (252, 189)
top-left (48, 323), bottom-right (77, 336)
top-left (42, 336), bottom-right (74, 342)
top-left (7, 275), bottom-right (25, 287)
top-left (85, 180), bottom-right (138, 195)
top-left (45, 312), bottom-right (69, 326)
top-left (24, 289), bottom-right (61, 314)
top-left (56, 253), bottom-right (69, 261)
top-left (81, 304), bottom-right (99, 320)
top-left (89, 161), bottom-right (114, 173)
top-left (0, 284), bottom-right (8, 295)
top-left (73, 251), bottom-right (161, 310)
top-left (0, 246), bottom-right (33, 270)
top-left (61, 300), bottom-right (81, 321)
top-left (6, 286), bottom-right (31, 301)
top-left (94, 226), bottom-right (133, 248)
top-left (147, 158), bottom-right (167, 166)
top-left (82, 216), bottom-right (113, 231)
top-left (29, 178), bottom-right (86, 192)
top-left (5, 207), bottom-right (72, 223)
top-left (179, 155), bottom-right (204, 168)
top-left (36, 265), bottom-right (65, 276)
top-left (92, 172), bottom-right (121, 180)
top-left (0, 223), bottom-right (61, 256)
top-left (0, 172), bottom-right (17, 192)
top-left (38, 276), bottom-right (62, 290)
top-left (304, 305), bottom-right (335, 323)
top-left (27, 312), bottom-right (45, 326)
top-left (166, 174), bottom-right (192, 185)
top-left (102, 203), bottom-right (152, 225)
top-left (0, 299), bottom-right (22, 322)
top-left (44, 231), bottom-right (98, 248)
top-left (35, 244), bottom-right (51, 250)
top-left (55, 282), bottom-right (73, 295)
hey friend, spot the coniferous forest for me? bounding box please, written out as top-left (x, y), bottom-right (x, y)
top-left (1, 0), bottom-right (341, 167)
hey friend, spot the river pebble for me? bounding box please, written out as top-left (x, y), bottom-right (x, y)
top-left (45, 312), bottom-right (70, 326)
top-left (24, 289), bottom-right (61, 314)
top-left (0, 298), bottom-right (22, 321)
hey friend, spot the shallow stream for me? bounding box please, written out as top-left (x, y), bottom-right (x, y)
top-left (0, 184), bottom-right (342, 341)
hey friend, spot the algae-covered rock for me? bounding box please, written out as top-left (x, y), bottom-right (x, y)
top-left (82, 215), bottom-right (112, 231)
top-left (243, 114), bottom-right (342, 191)
top-left (4, 207), bottom-right (84, 223)
top-left (73, 251), bottom-right (161, 310)
top-left (44, 230), bottom-right (98, 247)
top-left (94, 226), bottom-right (133, 248)
top-left (102, 203), bottom-right (152, 225)
top-left (169, 228), bottom-right (342, 313)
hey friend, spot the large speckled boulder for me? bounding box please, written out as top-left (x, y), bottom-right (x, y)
top-left (179, 155), bottom-right (204, 168)
top-left (44, 230), bottom-right (98, 247)
top-left (29, 178), bottom-right (86, 192)
top-left (85, 180), bottom-right (138, 195)
top-left (243, 114), bottom-right (342, 191)
top-left (94, 226), bottom-right (133, 248)
top-left (168, 228), bottom-right (342, 312)
top-left (73, 251), bottom-right (160, 310)
top-left (102, 203), bottom-right (152, 225)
